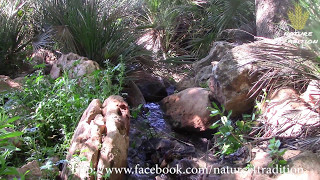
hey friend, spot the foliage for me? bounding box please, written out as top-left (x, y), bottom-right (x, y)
top-left (34, 0), bottom-right (145, 65)
top-left (2, 62), bottom-right (125, 166)
top-left (0, 0), bottom-right (33, 75)
top-left (137, 0), bottom-right (255, 60)
top-left (298, 0), bottom-right (320, 50)
top-left (208, 102), bottom-right (252, 156)
top-left (189, 0), bottom-right (255, 58)
top-left (267, 138), bottom-right (287, 168)
top-left (0, 109), bottom-right (26, 179)
top-left (131, 104), bottom-right (144, 119)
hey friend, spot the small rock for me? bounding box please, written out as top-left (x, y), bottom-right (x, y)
top-left (251, 148), bottom-right (272, 168)
top-left (18, 160), bottom-right (42, 178)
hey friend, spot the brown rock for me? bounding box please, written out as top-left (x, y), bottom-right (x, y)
top-left (128, 71), bottom-right (167, 102)
top-left (61, 96), bottom-right (130, 180)
top-left (251, 148), bottom-right (272, 168)
top-left (261, 88), bottom-right (320, 138)
top-left (301, 80), bottom-right (320, 113)
top-left (18, 160), bottom-right (42, 178)
top-left (193, 41), bottom-right (235, 72)
top-left (277, 151), bottom-right (320, 180)
top-left (176, 77), bottom-right (197, 91)
top-left (209, 36), bottom-right (316, 117)
top-left (50, 53), bottom-right (100, 79)
top-left (0, 75), bottom-right (22, 93)
top-left (161, 88), bottom-right (218, 132)
top-left (123, 80), bottom-right (146, 108)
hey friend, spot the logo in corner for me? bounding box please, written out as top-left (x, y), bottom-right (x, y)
top-left (287, 3), bottom-right (309, 30)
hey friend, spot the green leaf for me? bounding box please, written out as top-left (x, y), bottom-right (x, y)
top-left (210, 110), bottom-right (220, 117)
top-left (211, 102), bottom-right (220, 111)
top-left (278, 160), bottom-right (287, 166)
top-left (7, 116), bottom-right (20, 124)
top-left (0, 132), bottom-right (23, 140)
top-left (236, 121), bottom-right (244, 129)
top-left (227, 110), bottom-right (232, 119)
top-left (210, 120), bottom-right (221, 129)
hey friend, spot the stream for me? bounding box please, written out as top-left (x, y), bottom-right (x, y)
top-left (127, 100), bottom-right (218, 180)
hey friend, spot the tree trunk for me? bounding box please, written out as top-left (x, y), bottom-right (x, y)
top-left (255, 0), bottom-right (293, 38)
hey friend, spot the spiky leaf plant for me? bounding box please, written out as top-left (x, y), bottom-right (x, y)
top-left (188, 0), bottom-right (255, 58)
top-left (35, 0), bottom-right (145, 65)
top-left (0, 0), bottom-right (33, 75)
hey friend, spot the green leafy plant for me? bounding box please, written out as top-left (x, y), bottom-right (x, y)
top-left (267, 138), bottom-right (287, 168)
top-left (131, 104), bottom-right (143, 119)
top-left (3, 61), bottom-right (125, 166)
top-left (0, 109), bottom-right (26, 179)
top-left (208, 102), bottom-right (252, 155)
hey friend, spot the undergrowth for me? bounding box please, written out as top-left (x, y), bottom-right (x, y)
top-left (0, 61), bottom-right (125, 172)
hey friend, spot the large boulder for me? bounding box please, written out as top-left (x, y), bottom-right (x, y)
top-left (50, 53), bottom-right (100, 79)
top-left (209, 36), bottom-right (316, 117)
top-left (176, 42), bottom-right (234, 91)
top-left (129, 71), bottom-right (167, 102)
top-left (61, 96), bottom-right (130, 180)
top-left (277, 151), bottom-right (320, 180)
top-left (260, 88), bottom-right (320, 138)
top-left (193, 41), bottom-right (235, 72)
top-left (160, 88), bottom-right (218, 132)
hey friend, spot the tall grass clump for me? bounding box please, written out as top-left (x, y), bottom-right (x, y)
top-left (0, 0), bottom-right (33, 75)
top-left (189, 0), bottom-right (255, 58)
top-left (34, 0), bottom-right (145, 65)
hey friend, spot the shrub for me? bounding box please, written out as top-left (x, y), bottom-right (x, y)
top-left (34, 0), bottom-right (145, 65)
top-left (2, 61), bottom-right (125, 164)
top-left (0, 0), bottom-right (33, 75)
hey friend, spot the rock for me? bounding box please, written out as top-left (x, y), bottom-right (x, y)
top-left (193, 41), bottom-right (235, 72)
top-left (251, 148), bottom-right (272, 168)
top-left (261, 88), bottom-right (320, 138)
top-left (176, 77), bottom-right (197, 91)
top-left (61, 96), bottom-right (130, 180)
top-left (31, 49), bottom-right (57, 66)
top-left (18, 160), bottom-right (42, 179)
top-left (161, 88), bottom-right (218, 132)
top-left (277, 151), bottom-right (320, 180)
top-left (209, 36), bottom-right (315, 117)
top-left (220, 170), bottom-right (272, 180)
top-left (129, 71), bottom-right (167, 102)
top-left (283, 150), bottom-right (302, 161)
top-left (0, 75), bottom-right (21, 93)
top-left (50, 53), bottom-right (100, 79)
top-left (31, 49), bottom-right (58, 74)
top-left (301, 80), bottom-right (320, 113)
top-left (123, 80), bottom-right (146, 108)
top-left (195, 62), bottom-right (219, 87)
